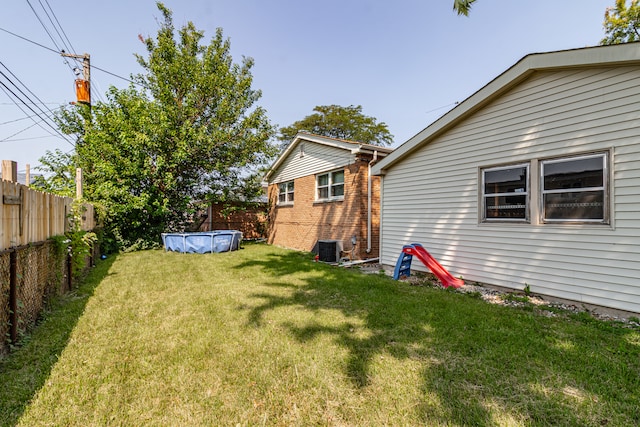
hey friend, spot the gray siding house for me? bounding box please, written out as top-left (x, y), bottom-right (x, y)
top-left (372, 43), bottom-right (640, 314)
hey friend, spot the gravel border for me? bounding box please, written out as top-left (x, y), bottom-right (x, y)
top-left (356, 263), bottom-right (640, 328)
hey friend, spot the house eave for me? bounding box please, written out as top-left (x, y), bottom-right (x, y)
top-left (264, 131), bottom-right (392, 182)
top-left (372, 42), bottom-right (640, 176)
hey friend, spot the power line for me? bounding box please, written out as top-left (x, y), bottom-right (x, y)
top-left (0, 102), bottom-right (62, 106)
top-left (0, 82), bottom-right (62, 141)
top-left (40, 0), bottom-right (77, 54)
top-left (0, 26), bottom-right (58, 53)
top-left (25, 0), bottom-right (62, 51)
top-left (92, 64), bottom-right (137, 85)
top-left (0, 117), bottom-right (48, 142)
top-left (2, 134), bottom-right (58, 143)
top-left (0, 61), bottom-right (75, 145)
top-left (0, 26), bottom-right (140, 87)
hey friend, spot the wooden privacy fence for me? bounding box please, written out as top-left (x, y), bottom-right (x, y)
top-left (1, 179), bottom-right (95, 251)
top-left (1, 164), bottom-right (96, 353)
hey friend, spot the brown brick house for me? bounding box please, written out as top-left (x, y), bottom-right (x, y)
top-left (263, 133), bottom-right (392, 261)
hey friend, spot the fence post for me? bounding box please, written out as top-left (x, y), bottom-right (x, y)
top-left (67, 252), bottom-right (73, 291)
top-left (9, 250), bottom-right (17, 344)
top-left (2, 160), bottom-right (17, 182)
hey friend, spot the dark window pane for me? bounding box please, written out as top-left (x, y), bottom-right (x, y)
top-left (332, 170), bottom-right (344, 184)
top-left (331, 184), bottom-right (344, 197)
top-left (485, 167), bottom-right (527, 194)
top-left (485, 195), bottom-right (527, 219)
top-left (543, 157), bottom-right (603, 190)
top-left (317, 174), bottom-right (328, 186)
top-left (318, 187), bottom-right (328, 199)
top-left (543, 191), bottom-right (604, 220)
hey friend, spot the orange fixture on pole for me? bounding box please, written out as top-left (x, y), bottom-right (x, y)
top-left (62, 52), bottom-right (91, 106)
top-left (75, 79), bottom-right (90, 104)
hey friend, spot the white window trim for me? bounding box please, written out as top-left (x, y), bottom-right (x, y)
top-left (316, 169), bottom-right (345, 202)
top-left (539, 152), bottom-right (609, 224)
top-left (277, 180), bottom-right (294, 205)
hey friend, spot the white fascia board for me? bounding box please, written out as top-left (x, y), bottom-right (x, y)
top-left (263, 132), bottom-right (369, 182)
top-left (372, 43), bottom-right (640, 176)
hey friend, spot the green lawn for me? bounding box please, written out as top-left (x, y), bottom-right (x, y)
top-left (1, 243), bottom-right (639, 426)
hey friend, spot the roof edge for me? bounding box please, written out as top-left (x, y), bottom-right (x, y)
top-left (373, 42), bottom-right (640, 176)
top-left (264, 132), bottom-right (393, 181)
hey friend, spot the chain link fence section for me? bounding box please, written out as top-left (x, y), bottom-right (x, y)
top-left (1, 241), bottom-right (69, 353)
top-left (0, 251), bottom-right (10, 354)
top-left (15, 243), bottom-right (63, 340)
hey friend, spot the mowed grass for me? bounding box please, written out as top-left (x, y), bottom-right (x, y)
top-left (2, 243), bottom-right (640, 426)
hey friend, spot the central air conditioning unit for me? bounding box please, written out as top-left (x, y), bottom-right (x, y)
top-left (317, 240), bottom-right (343, 263)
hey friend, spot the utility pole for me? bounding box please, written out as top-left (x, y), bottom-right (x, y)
top-left (61, 52), bottom-right (90, 201)
top-left (61, 52), bottom-right (90, 106)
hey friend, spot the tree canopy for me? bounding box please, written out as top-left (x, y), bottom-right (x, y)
top-left (278, 104), bottom-right (393, 148)
top-left (44, 2), bottom-right (276, 251)
top-left (601, 0), bottom-right (640, 44)
top-left (453, 0), bottom-right (477, 16)
top-left (32, 149), bottom-right (76, 198)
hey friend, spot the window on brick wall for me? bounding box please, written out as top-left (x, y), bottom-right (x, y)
top-left (317, 169), bottom-right (344, 201)
top-left (278, 181), bottom-right (294, 204)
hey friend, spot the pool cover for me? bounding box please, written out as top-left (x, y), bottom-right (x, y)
top-left (161, 231), bottom-right (242, 253)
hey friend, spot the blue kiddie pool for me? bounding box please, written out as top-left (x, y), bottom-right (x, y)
top-left (161, 230), bottom-right (242, 253)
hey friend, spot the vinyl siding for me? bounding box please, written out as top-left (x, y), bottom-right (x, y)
top-left (381, 66), bottom-right (640, 313)
top-left (269, 142), bottom-right (355, 184)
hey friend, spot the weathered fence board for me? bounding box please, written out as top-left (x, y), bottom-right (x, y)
top-left (1, 180), bottom-right (95, 251)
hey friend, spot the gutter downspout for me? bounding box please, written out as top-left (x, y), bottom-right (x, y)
top-left (366, 150), bottom-right (378, 254)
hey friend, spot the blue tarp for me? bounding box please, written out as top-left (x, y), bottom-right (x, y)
top-left (161, 231), bottom-right (242, 253)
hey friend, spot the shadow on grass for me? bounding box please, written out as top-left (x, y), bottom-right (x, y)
top-left (236, 249), bottom-right (640, 426)
top-left (0, 256), bottom-right (116, 427)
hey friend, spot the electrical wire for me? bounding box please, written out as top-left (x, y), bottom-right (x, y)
top-left (40, 0), bottom-right (77, 54)
top-left (0, 63), bottom-right (75, 145)
top-left (25, 0), bottom-right (62, 52)
top-left (2, 135), bottom-right (57, 142)
top-left (0, 26), bottom-right (58, 53)
top-left (92, 64), bottom-right (138, 85)
top-left (0, 26), bottom-right (140, 86)
top-left (0, 119), bottom-right (49, 142)
top-left (0, 105), bottom-right (65, 125)
top-left (25, 0), bottom-right (79, 76)
top-left (0, 82), bottom-right (63, 140)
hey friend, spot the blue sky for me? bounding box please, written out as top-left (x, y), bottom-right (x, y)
top-left (1, 0), bottom-right (613, 173)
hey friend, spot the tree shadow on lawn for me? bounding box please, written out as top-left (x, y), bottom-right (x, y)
top-left (235, 249), bottom-right (640, 426)
top-left (0, 256), bottom-right (116, 427)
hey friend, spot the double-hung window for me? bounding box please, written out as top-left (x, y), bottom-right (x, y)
top-left (482, 163), bottom-right (529, 222)
top-left (278, 181), bottom-right (294, 204)
top-left (540, 153), bottom-right (608, 223)
top-left (317, 170), bottom-right (344, 201)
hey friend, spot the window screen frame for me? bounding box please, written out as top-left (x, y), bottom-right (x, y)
top-left (277, 180), bottom-right (294, 205)
top-left (539, 152), bottom-right (609, 224)
top-left (481, 162), bottom-right (530, 223)
top-left (316, 169), bottom-right (345, 201)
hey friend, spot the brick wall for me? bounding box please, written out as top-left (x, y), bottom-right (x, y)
top-left (267, 154), bottom-right (381, 259)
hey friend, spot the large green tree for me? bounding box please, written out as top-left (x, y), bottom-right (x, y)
top-left (50, 2), bottom-right (276, 250)
top-left (601, 0), bottom-right (640, 44)
top-left (32, 149), bottom-right (76, 197)
top-left (278, 104), bottom-right (393, 148)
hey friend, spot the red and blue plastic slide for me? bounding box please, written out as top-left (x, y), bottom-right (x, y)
top-left (393, 243), bottom-right (464, 289)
